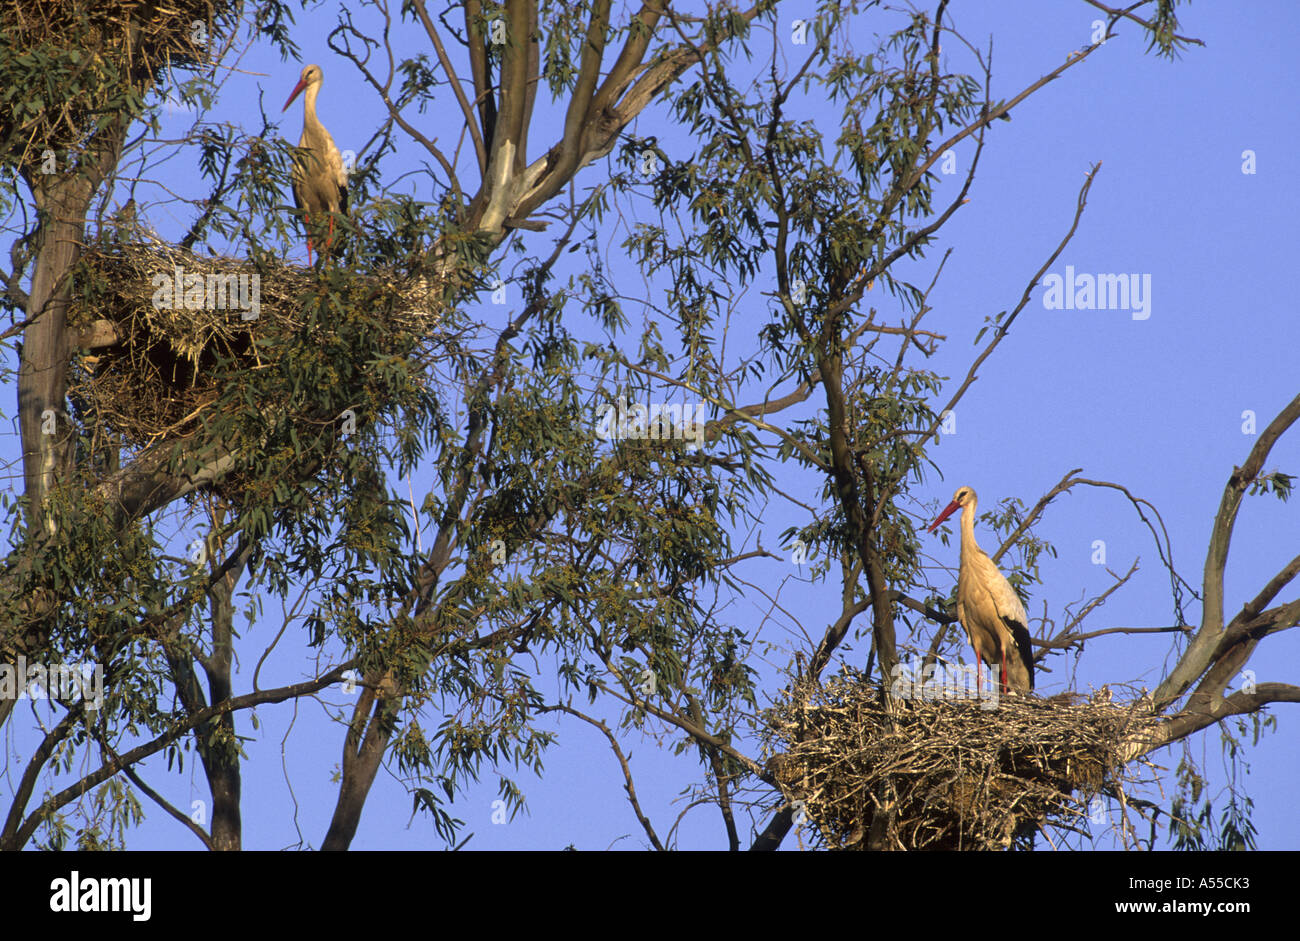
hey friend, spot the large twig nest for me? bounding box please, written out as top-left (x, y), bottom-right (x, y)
top-left (765, 668), bottom-right (1159, 850)
top-left (67, 237), bottom-right (449, 448)
top-left (2, 1), bottom-right (230, 161)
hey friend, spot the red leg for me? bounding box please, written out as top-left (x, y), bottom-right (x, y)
top-left (975, 649), bottom-right (983, 696)
top-left (1000, 649), bottom-right (1009, 693)
top-left (304, 212), bottom-right (314, 266)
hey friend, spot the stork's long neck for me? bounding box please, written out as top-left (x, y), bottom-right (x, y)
top-left (302, 82), bottom-right (323, 138)
top-left (959, 499), bottom-right (980, 563)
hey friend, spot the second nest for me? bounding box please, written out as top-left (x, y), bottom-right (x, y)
top-left (67, 236), bottom-right (449, 448)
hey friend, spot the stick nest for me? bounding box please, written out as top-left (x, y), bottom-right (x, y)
top-left (6, 0), bottom-right (221, 69)
top-left (765, 669), bottom-right (1160, 850)
top-left (68, 236), bottom-right (450, 449)
top-left (2, 1), bottom-right (232, 159)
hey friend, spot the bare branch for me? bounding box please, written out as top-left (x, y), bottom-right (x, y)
top-left (1155, 392), bottom-right (1300, 708)
top-left (918, 165), bottom-right (1102, 456)
top-left (1125, 683), bottom-right (1300, 761)
top-left (409, 0), bottom-right (488, 174)
top-left (990, 467), bottom-right (1084, 564)
top-left (540, 702), bottom-right (665, 850)
top-left (1080, 0), bottom-right (1205, 50)
top-left (1233, 553), bottom-right (1300, 631)
top-left (1058, 560), bottom-right (1140, 637)
top-left (1038, 623), bottom-right (1193, 650)
top-left (101, 735), bottom-right (216, 850)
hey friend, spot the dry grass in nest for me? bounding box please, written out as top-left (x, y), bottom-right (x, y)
top-left (68, 236), bottom-right (449, 449)
top-left (765, 668), bottom-right (1159, 850)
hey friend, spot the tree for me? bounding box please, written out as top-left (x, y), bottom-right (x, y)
top-left (0, 0), bottom-right (1292, 851)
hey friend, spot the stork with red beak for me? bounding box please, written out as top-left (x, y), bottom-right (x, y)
top-left (283, 64), bottom-right (347, 265)
top-left (927, 486), bottom-right (1035, 695)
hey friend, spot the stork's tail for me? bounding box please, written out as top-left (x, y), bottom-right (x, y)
top-left (1004, 616), bottom-right (1035, 691)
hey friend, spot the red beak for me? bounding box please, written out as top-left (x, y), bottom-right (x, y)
top-left (927, 500), bottom-right (960, 533)
top-left (282, 79), bottom-right (307, 112)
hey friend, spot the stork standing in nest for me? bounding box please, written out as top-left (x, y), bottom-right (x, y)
top-left (283, 64), bottom-right (347, 265)
top-left (927, 486), bottom-right (1035, 695)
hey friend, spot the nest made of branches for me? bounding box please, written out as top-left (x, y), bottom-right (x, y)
top-left (2, 1), bottom-right (231, 160)
top-left (68, 236), bottom-right (451, 448)
top-left (5, 0), bottom-right (221, 70)
top-left (765, 669), bottom-right (1160, 850)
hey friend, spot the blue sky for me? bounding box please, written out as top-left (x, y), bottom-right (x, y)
top-left (3, 0), bottom-right (1297, 850)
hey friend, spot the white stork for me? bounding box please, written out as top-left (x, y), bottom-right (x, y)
top-left (927, 486), bottom-right (1035, 695)
top-left (282, 64), bottom-right (347, 265)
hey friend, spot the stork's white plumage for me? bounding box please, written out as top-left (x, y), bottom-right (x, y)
top-left (283, 64), bottom-right (348, 265)
top-left (927, 486), bottom-right (1035, 694)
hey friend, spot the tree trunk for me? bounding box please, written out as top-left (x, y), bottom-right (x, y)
top-left (18, 173), bottom-right (92, 536)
